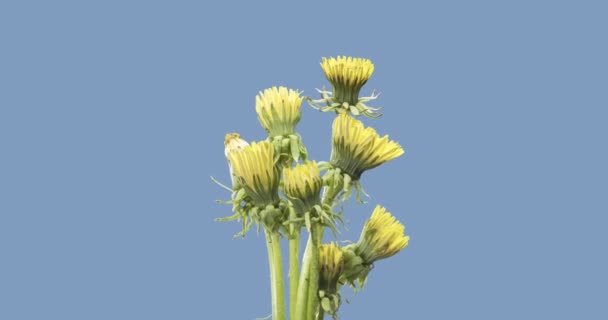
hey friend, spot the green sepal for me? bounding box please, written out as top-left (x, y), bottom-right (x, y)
top-left (215, 211), bottom-right (241, 222)
top-left (281, 138), bottom-right (290, 155)
top-left (321, 297), bottom-right (331, 312)
top-left (332, 294), bottom-right (340, 309)
top-left (289, 135), bottom-right (300, 161)
top-left (354, 181), bottom-right (370, 204)
top-left (210, 176), bottom-right (232, 192)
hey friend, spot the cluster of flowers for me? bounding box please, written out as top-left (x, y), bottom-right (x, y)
top-left (215, 56), bottom-right (410, 320)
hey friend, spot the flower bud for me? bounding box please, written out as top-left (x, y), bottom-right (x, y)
top-left (331, 114), bottom-right (404, 180)
top-left (319, 243), bottom-right (344, 292)
top-left (224, 133), bottom-right (249, 187)
top-left (321, 56), bottom-right (374, 106)
top-left (310, 56), bottom-right (381, 117)
top-left (355, 205), bottom-right (409, 263)
top-left (283, 161), bottom-right (322, 214)
top-left (227, 141), bottom-right (280, 207)
top-left (256, 86), bottom-right (303, 137)
top-left (318, 243), bottom-right (344, 317)
top-left (340, 206), bottom-right (408, 288)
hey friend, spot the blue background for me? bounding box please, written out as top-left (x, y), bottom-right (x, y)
top-left (1, 1), bottom-right (606, 319)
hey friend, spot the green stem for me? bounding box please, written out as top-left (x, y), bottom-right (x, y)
top-left (309, 182), bottom-right (342, 318)
top-left (322, 182), bottom-right (341, 208)
top-left (295, 178), bottom-right (342, 320)
top-left (305, 224), bottom-right (322, 319)
top-left (265, 230), bottom-right (276, 316)
top-left (289, 228), bottom-right (300, 320)
top-left (294, 235), bottom-right (312, 320)
top-left (265, 230), bottom-right (286, 320)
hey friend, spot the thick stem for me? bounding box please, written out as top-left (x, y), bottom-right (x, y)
top-left (296, 178), bottom-right (342, 320)
top-left (265, 230), bottom-right (276, 316)
top-left (294, 235), bottom-right (312, 320)
top-left (265, 230), bottom-right (286, 320)
top-left (288, 229), bottom-right (300, 320)
top-left (305, 224), bottom-right (322, 319)
top-left (308, 183), bottom-right (341, 318)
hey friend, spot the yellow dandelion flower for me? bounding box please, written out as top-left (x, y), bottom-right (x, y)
top-left (321, 56), bottom-right (374, 105)
top-left (356, 205), bottom-right (409, 263)
top-left (318, 242), bottom-right (345, 316)
top-left (330, 114), bottom-right (404, 180)
top-left (319, 243), bottom-right (344, 286)
top-left (256, 86), bottom-right (304, 137)
top-left (310, 56), bottom-right (382, 117)
top-left (227, 141), bottom-right (280, 207)
top-left (283, 161), bottom-right (322, 212)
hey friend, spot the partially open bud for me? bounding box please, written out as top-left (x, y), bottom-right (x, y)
top-left (318, 243), bottom-right (344, 318)
top-left (331, 114), bottom-right (404, 180)
top-left (355, 205), bottom-right (409, 263)
top-left (310, 56), bottom-right (381, 118)
top-left (256, 86), bottom-right (307, 163)
top-left (256, 86), bottom-right (303, 137)
top-left (322, 56), bottom-right (373, 105)
top-left (227, 141), bottom-right (280, 208)
top-left (214, 133), bottom-right (257, 238)
top-left (283, 161), bottom-right (340, 232)
top-left (341, 205), bottom-right (409, 288)
top-left (327, 114), bottom-right (404, 202)
top-left (283, 161), bottom-right (322, 214)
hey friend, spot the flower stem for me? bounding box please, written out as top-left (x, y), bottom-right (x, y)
top-left (265, 229), bottom-right (286, 320)
top-left (308, 181), bottom-right (341, 318)
top-left (305, 224), bottom-right (322, 319)
top-left (288, 228), bottom-right (300, 320)
top-left (294, 234), bottom-right (312, 320)
top-left (295, 175), bottom-right (342, 320)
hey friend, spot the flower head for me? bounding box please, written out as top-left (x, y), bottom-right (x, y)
top-left (321, 56), bottom-right (374, 105)
top-left (256, 86), bottom-right (303, 137)
top-left (310, 56), bottom-right (381, 118)
top-left (339, 205), bottom-right (408, 288)
top-left (330, 114), bottom-right (404, 180)
top-left (318, 243), bottom-right (344, 317)
top-left (283, 161), bottom-right (322, 213)
top-left (227, 141), bottom-right (280, 207)
top-left (319, 243), bottom-right (344, 289)
top-left (355, 205), bottom-right (409, 263)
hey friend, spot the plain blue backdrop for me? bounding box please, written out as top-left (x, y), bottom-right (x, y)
top-left (1, 1), bottom-right (607, 319)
